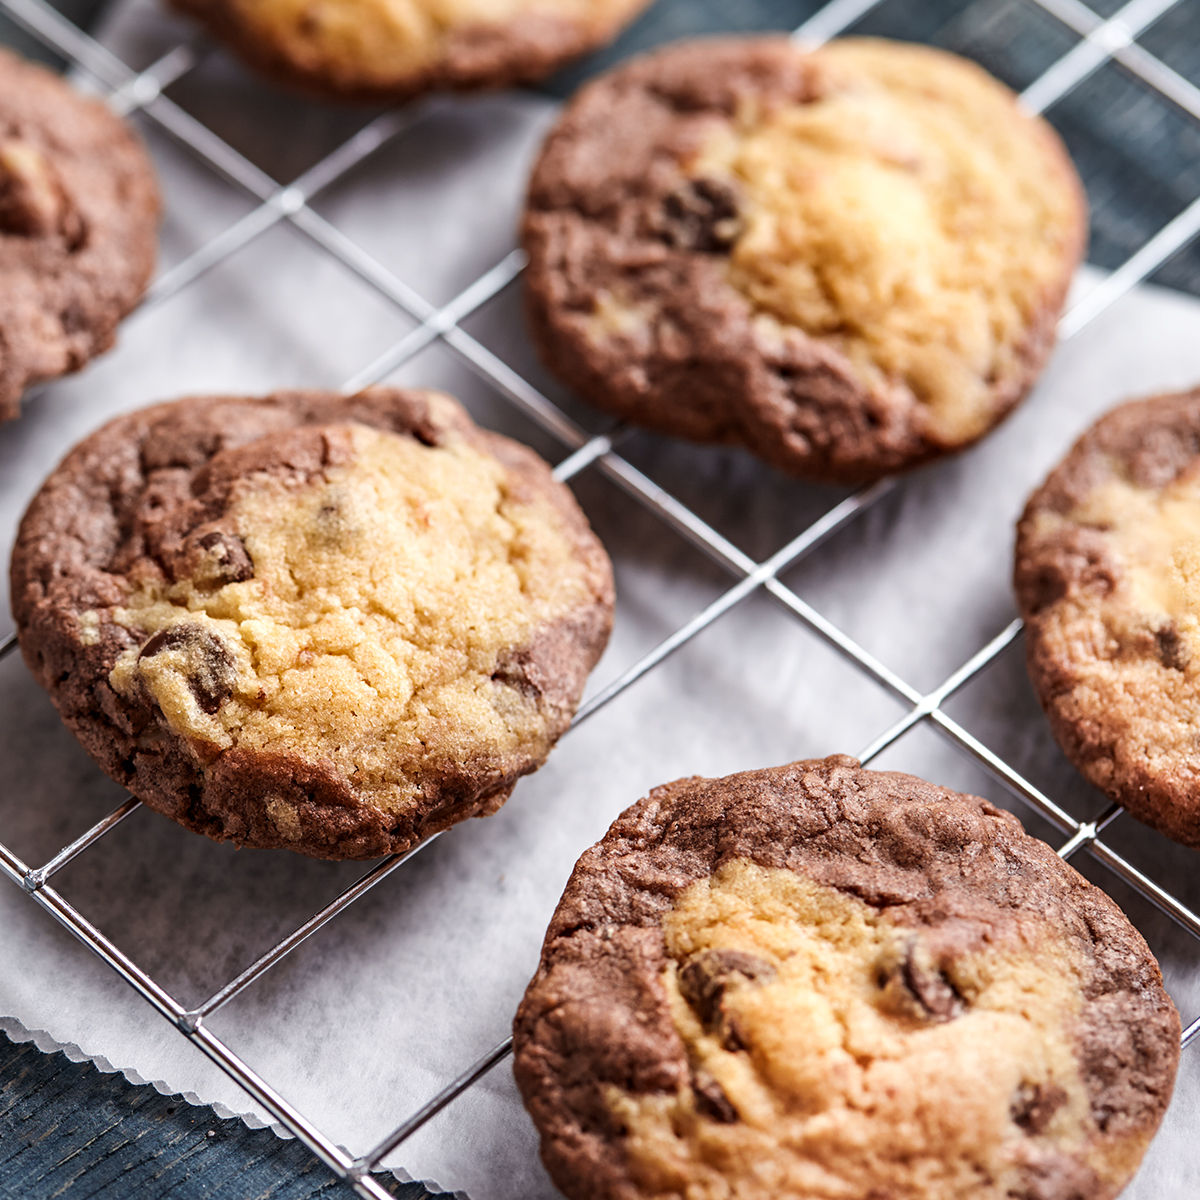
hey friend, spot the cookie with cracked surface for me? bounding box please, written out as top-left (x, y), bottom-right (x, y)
top-left (513, 755), bottom-right (1178, 1200)
top-left (168, 0), bottom-right (652, 103)
top-left (11, 387), bottom-right (613, 860)
top-left (0, 48), bottom-right (159, 422)
top-left (1015, 387), bottom-right (1200, 848)
top-left (523, 36), bottom-right (1087, 484)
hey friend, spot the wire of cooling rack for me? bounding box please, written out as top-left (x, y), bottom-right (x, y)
top-left (1, 0), bottom-right (1200, 1196)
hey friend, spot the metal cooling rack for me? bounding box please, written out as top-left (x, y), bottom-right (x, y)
top-left (1, 0), bottom-right (1200, 1195)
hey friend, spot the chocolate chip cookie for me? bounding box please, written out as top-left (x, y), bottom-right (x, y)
top-left (11, 388), bottom-right (613, 860)
top-left (523, 37), bottom-right (1087, 483)
top-left (1015, 387), bottom-right (1200, 847)
top-left (169, 0), bottom-right (651, 103)
top-left (0, 48), bottom-right (159, 422)
top-left (513, 756), bottom-right (1178, 1200)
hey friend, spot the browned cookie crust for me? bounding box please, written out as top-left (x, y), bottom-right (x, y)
top-left (513, 756), bottom-right (1178, 1200)
top-left (0, 48), bottom-right (159, 422)
top-left (168, 0), bottom-right (651, 103)
top-left (523, 37), bottom-right (1087, 484)
top-left (11, 388), bottom-right (613, 860)
top-left (1015, 387), bottom-right (1200, 847)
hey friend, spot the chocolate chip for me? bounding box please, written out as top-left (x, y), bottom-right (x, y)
top-left (679, 948), bottom-right (775, 1049)
top-left (58, 301), bottom-right (89, 335)
top-left (1155, 623), bottom-right (1189, 671)
top-left (491, 649), bottom-right (541, 700)
top-left (1011, 1081), bottom-right (1068, 1135)
top-left (194, 530), bottom-right (254, 586)
top-left (902, 950), bottom-right (962, 1019)
top-left (312, 492), bottom-right (357, 544)
top-left (658, 177), bottom-right (743, 253)
top-left (139, 625), bottom-right (236, 714)
top-left (691, 1067), bottom-right (738, 1123)
top-left (878, 938), bottom-right (964, 1022)
top-left (409, 422), bottom-right (441, 448)
top-left (1021, 535), bottom-right (1117, 614)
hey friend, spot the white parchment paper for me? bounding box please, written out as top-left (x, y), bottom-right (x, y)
top-left (2, 4), bottom-right (1200, 1196)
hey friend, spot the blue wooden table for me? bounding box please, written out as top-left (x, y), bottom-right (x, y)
top-left (2, 0), bottom-right (1198, 1196)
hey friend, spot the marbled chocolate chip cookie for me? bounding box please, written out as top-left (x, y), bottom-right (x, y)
top-left (0, 48), bottom-right (159, 421)
top-left (168, 0), bottom-right (651, 103)
top-left (523, 37), bottom-right (1087, 483)
top-left (11, 388), bottom-right (613, 859)
top-left (514, 756), bottom-right (1178, 1200)
top-left (1016, 387), bottom-right (1200, 847)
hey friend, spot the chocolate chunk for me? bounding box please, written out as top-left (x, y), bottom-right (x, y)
top-left (691, 1068), bottom-right (738, 1123)
top-left (679, 948), bottom-right (775, 1049)
top-left (658, 177), bottom-right (743, 253)
top-left (878, 938), bottom-right (964, 1022)
top-left (1155, 623), bottom-right (1189, 671)
top-left (193, 530), bottom-right (254, 586)
top-left (139, 624), bottom-right (236, 714)
top-left (1011, 1081), bottom-right (1068, 1135)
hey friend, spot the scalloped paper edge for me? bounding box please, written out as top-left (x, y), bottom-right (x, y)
top-left (0, 1014), bottom-right (456, 1195)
